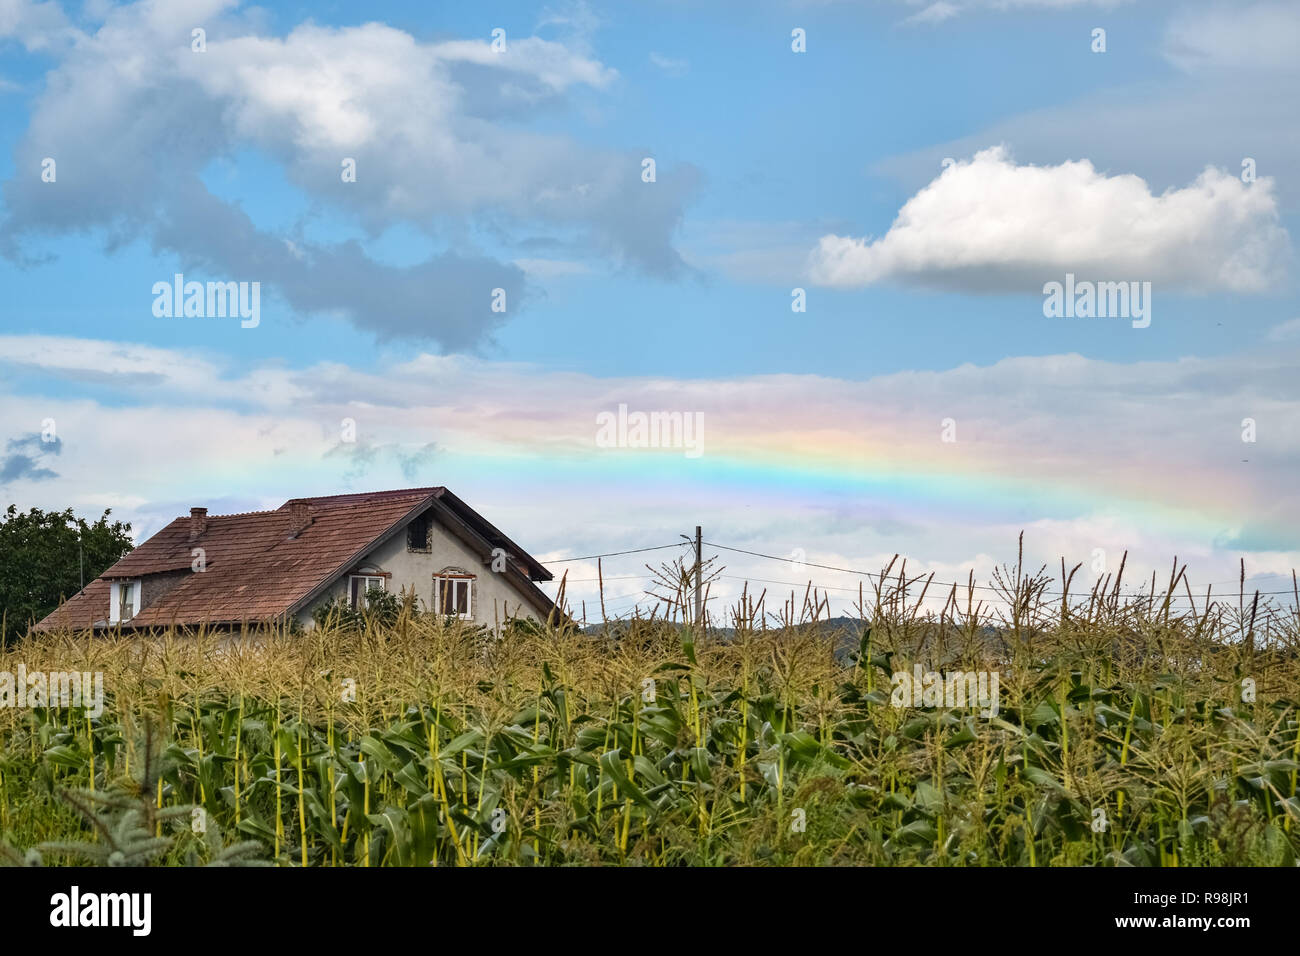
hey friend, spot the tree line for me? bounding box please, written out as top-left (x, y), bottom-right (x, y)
top-left (0, 505), bottom-right (134, 644)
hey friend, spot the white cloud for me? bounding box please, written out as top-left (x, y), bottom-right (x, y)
top-left (1164, 2), bottom-right (1300, 73)
top-left (0, 0), bottom-right (73, 50)
top-left (809, 145), bottom-right (1289, 292)
top-left (648, 52), bottom-right (688, 77)
top-left (0, 0), bottom-right (700, 347)
top-left (0, 335), bottom-right (224, 390)
top-left (896, 0), bottom-right (1132, 24)
top-left (432, 36), bottom-right (616, 91)
top-left (903, 3), bottom-right (961, 25)
top-left (1266, 317), bottom-right (1300, 342)
top-left (871, 77), bottom-right (1300, 212)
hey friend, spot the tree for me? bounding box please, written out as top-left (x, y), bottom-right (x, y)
top-left (0, 505), bottom-right (134, 644)
top-left (310, 585), bottom-right (407, 632)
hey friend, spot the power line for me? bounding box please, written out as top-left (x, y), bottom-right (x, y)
top-left (545, 542), bottom-right (687, 564)
top-left (560, 573), bottom-right (655, 583)
top-left (543, 537), bottom-right (1296, 611)
top-left (704, 540), bottom-right (1299, 601)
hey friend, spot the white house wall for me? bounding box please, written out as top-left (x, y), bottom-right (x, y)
top-left (296, 512), bottom-right (545, 629)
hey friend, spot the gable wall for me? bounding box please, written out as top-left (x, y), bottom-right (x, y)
top-left (296, 509), bottom-right (546, 629)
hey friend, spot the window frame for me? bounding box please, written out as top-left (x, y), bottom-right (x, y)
top-left (121, 582), bottom-right (135, 622)
top-left (110, 579), bottom-right (140, 624)
top-left (434, 573), bottom-right (475, 620)
top-left (349, 574), bottom-right (387, 610)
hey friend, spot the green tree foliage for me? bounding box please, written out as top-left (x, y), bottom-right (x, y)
top-left (310, 585), bottom-right (406, 631)
top-left (0, 505), bottom-right (134, 643)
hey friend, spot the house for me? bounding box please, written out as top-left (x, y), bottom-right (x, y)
top-left (34, 487), bottom-right (558, 632)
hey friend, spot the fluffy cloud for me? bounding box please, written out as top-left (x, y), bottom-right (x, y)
top-left (0, 0), bottom-right (701, 347)
top-left (808, 146), bottom-right (1289, 292)
top-left (0, 0), bottom-right (72, 51)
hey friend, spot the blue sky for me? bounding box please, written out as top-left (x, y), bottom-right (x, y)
top-left (0, 0), bottom-right (1297, 617)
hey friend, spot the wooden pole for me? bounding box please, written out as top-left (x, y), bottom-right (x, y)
top-left (694, 525), bottom-right (703, 629)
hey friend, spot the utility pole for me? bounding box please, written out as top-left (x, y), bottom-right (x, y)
top-left (694, 525), bottom-right (702, 630)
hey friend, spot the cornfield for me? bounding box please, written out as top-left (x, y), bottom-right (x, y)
top-left (2, 547), bottom-right (1298, 867)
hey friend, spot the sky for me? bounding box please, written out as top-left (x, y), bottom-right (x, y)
top-left (0, 0), bottom-right (1297, 623)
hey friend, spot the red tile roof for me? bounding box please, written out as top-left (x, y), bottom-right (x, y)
top-left (34, 488), bottom-right (554, 631)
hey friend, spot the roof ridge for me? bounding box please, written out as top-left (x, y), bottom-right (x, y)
top-left (195, 507), bottom-right (283, 520)
top-left (289, 487), bottom-right (444, 505)
top-left (160, 492), bottom-right (442, 523)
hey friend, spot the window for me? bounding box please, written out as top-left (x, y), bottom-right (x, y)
top-left (349, 574), bottom-right (386, 609)
top-left (119, 582), bottom-right (135, 622)
top-left (407, 514), bottom-right (431, 552)
top-left (110, 579), bottom-right (139, 624)
top-left (435, 574), bottom-right (474, 619)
